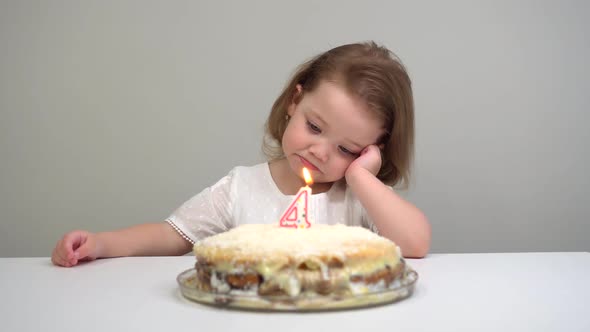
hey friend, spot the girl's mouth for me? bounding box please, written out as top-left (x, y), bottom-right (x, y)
top-left (299, 156), bottom-right (319, 172)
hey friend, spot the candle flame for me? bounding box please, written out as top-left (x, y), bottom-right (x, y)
top-left (303, 167), bottom-right (313, 186)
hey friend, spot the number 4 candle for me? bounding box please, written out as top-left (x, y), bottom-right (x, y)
top-left (279, 167), bottom-right (313, 229)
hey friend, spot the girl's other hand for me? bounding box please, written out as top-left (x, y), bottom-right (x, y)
top-left (346, 144), bottom-right (382, 177)
top-left (51, 230), bottom-right (101, 267)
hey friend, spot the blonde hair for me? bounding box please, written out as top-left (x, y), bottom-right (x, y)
top-left (263, 41), bottom-right (414, 188)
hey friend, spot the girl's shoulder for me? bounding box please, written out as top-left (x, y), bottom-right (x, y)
top-left (229, 163), bottom-right (270, 182)
top-left (227, 163), bottom-right (275, 193)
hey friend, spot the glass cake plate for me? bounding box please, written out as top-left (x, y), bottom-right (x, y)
top-left (177, 266), bottom-right (418, 311)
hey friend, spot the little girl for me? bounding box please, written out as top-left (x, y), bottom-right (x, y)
top-left (51, 41), bottom-right (431, 267)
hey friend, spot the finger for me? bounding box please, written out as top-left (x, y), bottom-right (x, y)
top-left (74, 240), bottom-right (94, 262)
top-left (367, 144), bottom-right (379, 153)
top-left (54, 237), bottom-right (77, 267)
top-left (56, 252), bottom-right (72, 267)
top-left (52, 248), bottom-right (70, 267)
top-left (52, 239), bottom-right (68, 266)
top-left (360, 144), bottom-right (377, 155)
top-left (63, 231), bottom-right (86, 256)
top-left (70, 252), bottom-right (79, 266)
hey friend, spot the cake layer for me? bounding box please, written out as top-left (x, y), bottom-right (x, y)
top-left (192, 224), bottom-right (404, 297)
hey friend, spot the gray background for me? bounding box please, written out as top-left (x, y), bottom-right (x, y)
top-left (1, 0), bottom-right (588, 257)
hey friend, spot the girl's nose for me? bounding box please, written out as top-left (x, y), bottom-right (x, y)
top-left (309, 143), bottom-right (328, 162)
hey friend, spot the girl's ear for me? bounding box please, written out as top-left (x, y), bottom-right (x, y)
top-left (288, 84), bottom-right (303, 117)
top-left (292, 84), bottom-right (303, 102)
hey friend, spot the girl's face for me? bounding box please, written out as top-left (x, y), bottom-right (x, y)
top-left (282, 81), bottom-right (385, 184)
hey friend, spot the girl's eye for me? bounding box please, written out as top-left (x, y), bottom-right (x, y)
top-left (338, 146), bottom-right (359, 157)
top-left (306, 121), bottom-right (321, 133)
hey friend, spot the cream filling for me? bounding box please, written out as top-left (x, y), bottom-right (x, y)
top-left (210, 271), bottom-right (230, 293)
top-left (206, 259), bottom-right (397, 297)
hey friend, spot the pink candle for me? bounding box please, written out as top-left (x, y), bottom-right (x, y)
top-left (279, 167), bottom-right (313, 228)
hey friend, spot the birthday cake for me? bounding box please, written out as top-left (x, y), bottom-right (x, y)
top-left (191, 224), bottom-right (407, 299)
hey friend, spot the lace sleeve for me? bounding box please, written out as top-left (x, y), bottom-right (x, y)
top-left (166, 170), bottom-right (235, 244)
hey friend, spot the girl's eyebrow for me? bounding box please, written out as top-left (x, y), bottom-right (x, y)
top-left (306, 108), bottom-right (326, 126)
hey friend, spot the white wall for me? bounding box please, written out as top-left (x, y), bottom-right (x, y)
top-left (1, 0), bottom-right (588, 256)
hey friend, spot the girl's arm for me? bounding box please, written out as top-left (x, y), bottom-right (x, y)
top-left (51, 223), bottom-right (193, 267)
top-left (345, 146), bottom-right (431, 258)
top-left (96, 223), bottom-right (193, 257)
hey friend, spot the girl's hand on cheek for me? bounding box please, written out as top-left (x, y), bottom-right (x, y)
top-left (346, 145), bottom-right (382, 178)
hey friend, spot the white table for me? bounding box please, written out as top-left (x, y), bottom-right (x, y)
top-left (1, 253), bottom-right (589, 332)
